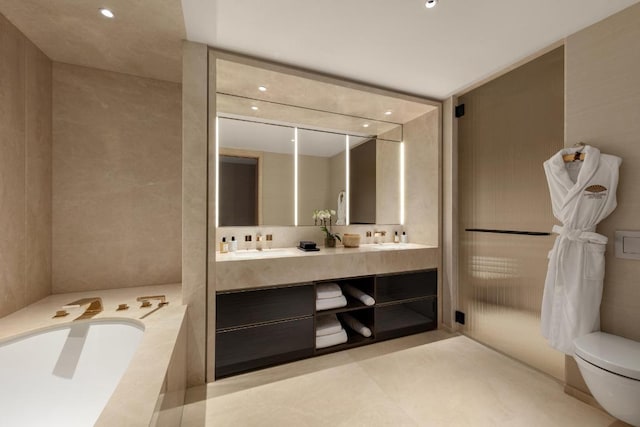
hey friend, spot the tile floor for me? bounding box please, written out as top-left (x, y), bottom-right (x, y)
top-left (181, 331), bottom-right (627, 427)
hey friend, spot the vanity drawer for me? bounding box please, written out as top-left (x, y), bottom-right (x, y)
top-left (376, 270), bottom-right (437, 303)
top-left (215, 317), bottom-right (314, 378)
top-left (216, 284), bottom-right (314, 330)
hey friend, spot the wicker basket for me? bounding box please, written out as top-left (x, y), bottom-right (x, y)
top-left (342, 233), bottom-right (361, 248)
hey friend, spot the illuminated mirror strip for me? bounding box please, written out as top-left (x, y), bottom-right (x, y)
top-left (215, 116), bottom-right (220, 228)
top-left (294, 127), bottom-right (299, 226)
top-left (400, 141), bottom-right (405, 225)
top-left (345, 135), bottom-right (350, 225)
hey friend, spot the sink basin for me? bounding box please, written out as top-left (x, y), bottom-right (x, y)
top-left (228, 248), bottom-right (293, 259)
top-left (368, 244), bottom-right (406, 251)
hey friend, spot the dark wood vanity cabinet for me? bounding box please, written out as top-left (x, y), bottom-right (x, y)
top-left (215, 269), bottom-right (437, 378)
top-left (215, 284), bottom-right (315, 378)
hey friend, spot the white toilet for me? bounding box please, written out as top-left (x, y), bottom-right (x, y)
top-left (573, 332), bottom-right (640, 426)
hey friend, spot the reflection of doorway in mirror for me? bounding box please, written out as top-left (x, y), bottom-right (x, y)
top-left (219, 155), bottom-right (259, 226)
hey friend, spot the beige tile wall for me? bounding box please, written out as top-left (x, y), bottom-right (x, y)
top-left (565, 2), bottom-right (640, 392)
top-left (0, 13), bottom-right (52, 318)
top-left (52, 63), bottom-right (182, 293)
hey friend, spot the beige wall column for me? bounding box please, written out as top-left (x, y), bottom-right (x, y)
top-left (564, 2), bottom-right (640, 398)
top-left (182, 41), bottom-right (209, 385)
top-left (0, 14), bottom-right (52, 318)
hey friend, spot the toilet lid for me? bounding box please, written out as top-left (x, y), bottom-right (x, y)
top-left (574, 332), bottom-right (640, 381)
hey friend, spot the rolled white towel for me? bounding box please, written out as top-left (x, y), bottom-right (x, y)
top-left (316, 283), bottom-right (342, 300)
top-left (316, 314), bottom-right (342, 337)
top-left (315, 329), bottom-right (348, 349)
top-left (342, 284), bottom-right (375, 306)
top-left (339, 313), bottom-right (372, 338)
top-left (316, 295), bottom-right (347, 311)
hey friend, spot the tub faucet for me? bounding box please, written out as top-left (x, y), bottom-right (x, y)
top-left (61, 297), bottom-right (103, 320)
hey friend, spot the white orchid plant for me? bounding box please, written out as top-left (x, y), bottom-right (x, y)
top-left (313, 209), bottom-right (341, 242)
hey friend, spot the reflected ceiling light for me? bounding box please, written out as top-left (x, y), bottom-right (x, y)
top-left (385, 110), bottom-right (393, 116)
top-left (99, 8), bottom-right (114, 18)
top-left (251, 106), bottom-right (259, 111)
top-left (258, 86), bottom-right (267, 92)
top-left (362, 123), bottom-right (370, 128)
top-left (425, 0), bottom-right (438, 8)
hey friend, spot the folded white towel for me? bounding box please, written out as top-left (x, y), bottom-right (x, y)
top-left (316, 283), bottom-right (342, 300)
top-left (342, 284), bottom-right (375, 306)
top-left (315, 329), bottom-right (348, 349)
top-left (340, 313), bottom-right (372, 338)
top-left (316, 314), bottom-right (342, 337)
top-left (316, 295), bottom-right (347, 311)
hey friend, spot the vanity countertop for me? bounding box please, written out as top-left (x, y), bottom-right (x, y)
top-left (215, 243), bottom-right (439, 291)
top-left (216, 242), bottom-right (433, 262)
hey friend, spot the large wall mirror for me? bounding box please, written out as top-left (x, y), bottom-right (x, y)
top-left (215, 58), bottom-right (435, 227)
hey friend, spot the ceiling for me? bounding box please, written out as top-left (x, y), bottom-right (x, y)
top-left (183, 0), bottom-right (640, 99)
top-left (1, 0), bottom-right (637, 97)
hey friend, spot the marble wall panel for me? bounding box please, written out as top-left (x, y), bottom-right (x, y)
top-left (52, 63), bottom-right (182, 293)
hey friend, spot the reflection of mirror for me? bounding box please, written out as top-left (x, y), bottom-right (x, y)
top-left (218, 117), bottom-right (294, 226)
top-left (350, 139), bottom-right (401, 225)
top-left (297, 130), bottom-right (364, 226)
top-left (216, 58), bottom-right (437, 227)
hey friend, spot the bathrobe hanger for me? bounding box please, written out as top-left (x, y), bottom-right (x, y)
top-left (562, 142), bottom-right (586, 163)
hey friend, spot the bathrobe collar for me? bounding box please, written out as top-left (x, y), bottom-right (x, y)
top-left (548, 145), bottom-right (600, 194)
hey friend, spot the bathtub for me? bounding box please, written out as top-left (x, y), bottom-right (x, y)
top-left (0, 318), bottom-right (144, 427)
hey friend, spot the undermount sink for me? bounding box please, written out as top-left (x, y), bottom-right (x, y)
top-left (368, 244), bottom-right (406, 251)
top-left (228, 248), bottom-right (293, 259)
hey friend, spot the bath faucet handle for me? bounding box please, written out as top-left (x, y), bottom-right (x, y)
top-left (137, 295), bottom-right (168, 308)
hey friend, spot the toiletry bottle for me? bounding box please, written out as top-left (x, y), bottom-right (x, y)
top-left (394, 231), bottom-right (399, 243)
top-left (401, 231), bottom-right (408, 243)
top-left (220, 237), bottom-right (229, 253)
top-left (266, 234), bottom-right (273, 249)
top-left (230, 236), bottom-right (237, 252)
top-left (244, 234), bottom-right (252, 250)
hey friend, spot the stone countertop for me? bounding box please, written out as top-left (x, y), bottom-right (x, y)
top-left (0, 283), bottom-right (185, 427)
top-left (215, 243), bottom-right (439, 291)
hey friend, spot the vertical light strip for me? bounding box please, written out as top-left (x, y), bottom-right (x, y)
top-left (345, 135), bottom-right (350, 225)
top-left (294, 127), bottom-right (299, 226)
top-left (215, 116), bottom-right (220, 228)
top-left (400, 141), bottom-right (405, 225)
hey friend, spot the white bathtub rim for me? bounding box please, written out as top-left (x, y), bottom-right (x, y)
top-left (0, 317), bottom-right (145, 347)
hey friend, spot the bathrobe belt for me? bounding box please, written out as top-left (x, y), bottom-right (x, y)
top-left (551, 225), bottom-right (608, 245)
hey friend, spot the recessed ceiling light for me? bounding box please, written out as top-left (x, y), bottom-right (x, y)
top-left (385, 111), bottom-right (393, 116)
top-left (258, 86), bottom-right (267, 92)
top-left (99, 8), bottom-right (114, 18)
top-left (363, 123), bottom-right (370, 128)
top-left (251, 106), bottom-right (259, 111)
top-left (425, 0), bottom-right (438, 9)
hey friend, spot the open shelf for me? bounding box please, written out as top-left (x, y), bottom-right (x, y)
top-left (314, 329), bottom-right (374, 355)
top-left (375, 297), bottom-right (436, 341)
top-left (315, 295), bottom-right (373, 316)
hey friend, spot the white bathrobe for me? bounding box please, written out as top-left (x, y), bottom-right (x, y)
top-left (541, 145), bottom-right (621, 354)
